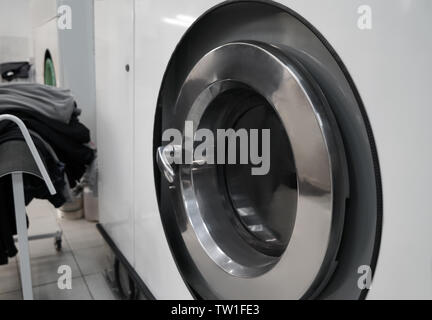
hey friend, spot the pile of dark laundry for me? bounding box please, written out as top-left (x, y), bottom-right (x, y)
top-left (0, 83), bottom-right (95, 265)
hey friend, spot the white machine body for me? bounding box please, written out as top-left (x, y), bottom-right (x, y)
top-left (95, 0), bottom-right (432, 299)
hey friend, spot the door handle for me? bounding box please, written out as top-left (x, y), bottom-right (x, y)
top-left (156, 145), bottom-right (181, 184)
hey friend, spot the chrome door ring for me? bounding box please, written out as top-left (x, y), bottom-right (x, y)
top-left (162, 41), bottom-right (348, 299)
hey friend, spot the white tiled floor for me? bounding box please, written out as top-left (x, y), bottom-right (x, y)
top-left (0, 200), bottom-right (120, 300)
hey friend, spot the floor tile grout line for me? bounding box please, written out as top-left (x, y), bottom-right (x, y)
top-left (16, 236), bottom-right (84, 292)
top-left (31, 274), bottom-right (84, 289)
top-left (16, 257), bottom-right (83, 289)
top-left (0, 290), bottom-right (20, 295)
top-left (25, 271), bottom-right (107, 289)
top-left (16, 240), bottom-right (73, 261)
top-left (65, 236), bottom-right (95, 300)
top-left (11, 204), bottom-right (104, 300)
top-left (63, 242), bottom-right (106, 252)
top-left (62, 228), bottom-right (108, 275)
top-left (64, 231), bottom-right (113, 300)
top-left (60, 227), bottom-right (105, 251)
top-left (0, 289), bottom-right (23, 299)
top-left (68, 244), bottom-right (107, 253)
top-left (81, 270), bottom-right (107, 278)
top-left (4, 251), bottom-right (108, 299)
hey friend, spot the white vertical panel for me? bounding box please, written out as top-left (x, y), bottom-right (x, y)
top-left (95, 0), bottom-right (135, 265)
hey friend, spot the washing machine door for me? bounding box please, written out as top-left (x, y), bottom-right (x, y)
top-left (44, 53), bottom-right (57, 87)
top-left (156, 41), bottom-right (349, 299)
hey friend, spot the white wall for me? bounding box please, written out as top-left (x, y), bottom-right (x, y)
top-left (30, 0), bottom-right (58, 27)
top-left (29, 0), bottom-right (97, 142)
top-left (57, 0), bottom-right (97, 142)
top-left (0, 0), bottom-right (33, 62)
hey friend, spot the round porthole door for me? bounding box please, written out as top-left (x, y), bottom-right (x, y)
top-left (44, 52), bottom-right (57, 87)
top-left (156, 41), bottom-right (348, 299)
top-left (154, 1), bottom-right (381, 300)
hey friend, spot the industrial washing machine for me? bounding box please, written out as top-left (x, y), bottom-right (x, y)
top-left (95, 0), bottom-right (432, 299)
top-left (31, 0), bottom-right (61, 86)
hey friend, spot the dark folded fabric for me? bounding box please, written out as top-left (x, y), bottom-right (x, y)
top-left (0, 133), bottom-right (67, 207)
top-left (0, 111), bottom-right (94, 187)
top-left (0, 62), bottom-right (30, 82)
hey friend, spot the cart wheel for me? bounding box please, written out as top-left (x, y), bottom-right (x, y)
top-left (55, 239), bottom-right (62, 252)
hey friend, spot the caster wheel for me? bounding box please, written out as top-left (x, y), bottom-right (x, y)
top-left (55, 239), bottom-right (62, 252)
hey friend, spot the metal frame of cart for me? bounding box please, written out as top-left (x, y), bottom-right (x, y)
top-left (0, 114), bottom-right (62, 300)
